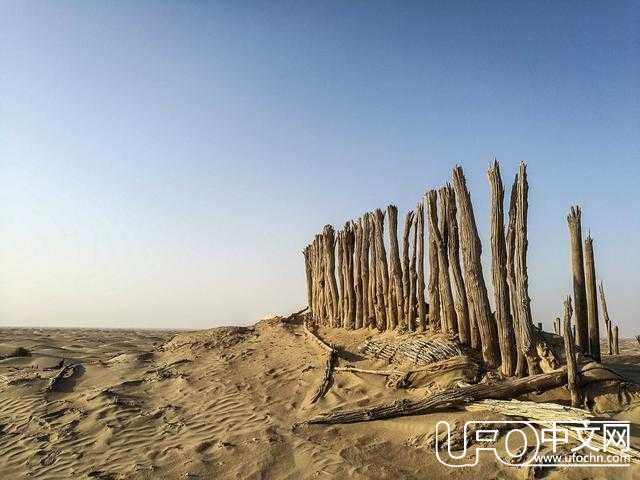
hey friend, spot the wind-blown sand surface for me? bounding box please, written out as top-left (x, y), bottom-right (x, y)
top-left (1, 320), bottom-right (639, 479)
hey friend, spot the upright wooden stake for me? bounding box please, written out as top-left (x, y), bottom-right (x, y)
top-left (402, 211), bottom-right (415, 330)
top-left (415, 203), bottom-right (427, 331)
top-left (427, 190), bottom-right (457, 334)
top-left (408, 213), bottom-right (418, 331)
top-left (373, 210), bottom-right (393, 330)
top-left (513, 162), bottom-right (541, 375)
top-left (599, 282), bottom-right (613, 355)
top-left (368, 213), bottom-right (378, 328)
top-left (303, 246), bottom-right (313, 312)
top-left (488, 160), bottom-right (516, 377)
top-left (336, 232), bottom-right (344, 323)
top-left (444, 184), bottom-right (470, 345)
top-left (426, 193), bottom-right (441, 332)
top-left (584, 235), bottom-right (600, 362)
top-left (360, 216), bottom-right (371, 327)
top-left (344, 223), bottom-right (356, 329)
top-left (568, 206), bottom-right (589, 350)
top-left (562, 296), bottom-right (582, 408)
top-left (614, 326), bottom-right (619, 355)
top-left (506, 176), bottom-right (526, 377)
top-left (387, 205), bottom-right (405, 330)
top-left (353, 222), bottom-right (363, 329)
top-left (554, 317), bottom-right (561, 336)
top-left (451, 165), bottom-right (500, 368)
top-left (322, 225), bottom-right (340, 326)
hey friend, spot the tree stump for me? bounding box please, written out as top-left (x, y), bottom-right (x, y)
top-left (567, 206), bottom-right (589, 350)
top-left (584, 235), bottom-right (600, 362)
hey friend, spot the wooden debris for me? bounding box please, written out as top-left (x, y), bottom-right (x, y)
top-left (303, 368), bottom-right (568, 425)
top-left (46, 363), bottom-right (82, 392)
top-left (303, 322), bottom-right (337, 402)
top-left (599, 282), bottom-right (613, 355)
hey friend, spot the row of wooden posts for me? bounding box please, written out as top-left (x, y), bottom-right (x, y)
top-left (303, 161), bottom-right (618, 376)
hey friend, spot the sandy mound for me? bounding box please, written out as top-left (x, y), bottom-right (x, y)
top-left (0, 322), bottom-right (639, 479)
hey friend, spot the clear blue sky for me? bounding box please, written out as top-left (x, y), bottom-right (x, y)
top-left (1, 1), bottom-right (638, 332)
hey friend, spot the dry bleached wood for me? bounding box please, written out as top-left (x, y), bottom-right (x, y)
top-left (402, 211), bottom-right (414, 331)
top-left (360, 216), bottom-right (371, 328)
top-left (568, 206), bottom-right (589, 350)
top-left (387, 205), bottom-right (405, 330)
top-left (451, 165), bottom-right (500, 368)
top-left (46, 363), bottom-right (81, 392)
top-left (443, 184), bottom-right (470, 345)
top-left (415, 203), bottom-right (427, 331)
top-left (488, 160), bottom-right (516, 376)
top-left (427, 189), bottom-right (457, 335)
top-left (303, 322), bottom-right (338, 402)
top-left (599, 282), bottom-right (613, 355)
top-left (408, 213), bottom-right (418, 331)
top-left (513, 162), bottom-right (541, 375)
top-left (584, 234), bottom-right (601, 361)
top-left (353, 221), bottom-right (363, 329)
top-left (303, 368), bottom-right (568, 425)
top-left (562, 296), bottom-right (582, 407)
top-left (426, 194), bottom-right (441, 332)
top-left (322, 225), bottom-right (340, 326)
top-left (506, 175), bottom-right (526, 377)
top-left (614, 326), bottom-right (619, 355)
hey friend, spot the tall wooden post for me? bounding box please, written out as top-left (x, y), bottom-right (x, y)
top-left (360, 216), bottom-right (371, 327)
top-left (353, 222), bottom-right (363, 329)
top-left (303, 246), bottom-right (313, 312)
top-left (426, 193), bottom-right (441, 332)
top-left (373, 210), bottom-right (393, 330)
top-left (427, 190), bottom-right (457, 334)
top-left (408, 214), bottom-right (418, 331)
top-left (415, 203), bottom-right (427, 331)
top-left (444, 184), bottom-right (470, 345)
top-left (506, 176), bottom-right (526, 377)
top-left (336, 233), bottom-right (344, 323)
top-left (402, 211), bottom-right (415, 331)
top-left (613, 326), bottom-right (619, 355)
top-left (488, 160), bottom-right (516, 376)
top-left (387, 205), bottom-right (405, 329)
top-left (513, 163), bottom-right (541, 375)
top-left (322, 225), bottom-right (340, 326)
top-left (584, 235), bottom-right (600, 362)
top-left (368, 213), bottom-right (378, 328)
top-left (567, 206), bottom-right (589, 350)
top-left (344, 222), bottom-right (356, 330)
top-left (562, 296), bottom-right (582, 407)
top-left (599, 282), bottom-right (613, 355)
top-left (451, 165), bottom-right (500, 368)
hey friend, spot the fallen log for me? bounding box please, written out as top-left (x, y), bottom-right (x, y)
top-left (303, 321), bottom-right (338, 402)
top-left (334, 356), bottom-right (478, 378)
top-left (280, 306), bottom-right (309, 324)
top-left (303, 368), bottom-right (567, 425)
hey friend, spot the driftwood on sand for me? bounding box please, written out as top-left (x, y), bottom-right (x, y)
top-left (303, 322), bottom-right (337, 402)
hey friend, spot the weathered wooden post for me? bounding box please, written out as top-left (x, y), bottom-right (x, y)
top-left (368, 213), bottom-right (378, 328)
top-left (353, 222), bottom-right (363, 329)
top-left (304, 245), bottom-right (313, 313)
top-left (599, 282), bottom-right (613, 355)
top-left (554, 317), bottom-right (561, 336)
top-left (336, 232), bottom-right (344, 323)
top-left (323, 225), bottom-right (340, 326)
top-left (408, 213), bottom-right (418, 331)
top-left (426, 193), bottom-right (441, 332)
top-left (488, 160), bottom-right (516, 376)
top-left (415, 203), bottom-right (427, 331)
top-left (584, 234), bottom-right (600, 362)
top-left (360, 216), bottom-right (371, 327)
top-left (567, 206), bottom-right (589, 350)
top-left (451, 165), bottom-right (500, 368)
top-left (343, 223), bottom-right (356, 329)
top-left (427, 189), bottom-right (457, 334)
top-left (513, 162), bottom-right (541, 375)
top-left (614, 326), bottom-right (619, 355)
top-left (402, 211), bottom-right (415, 330)
top-left (387, 205), bottom-right (405, 329)
top-left (562, 296), bottom-right (582, 407)
top-left (506, 176), bottom-right (526, 377)
top-left (444, 184), bottom-right (470, 344)
top-left (373, 210), bottom-right (393, 329)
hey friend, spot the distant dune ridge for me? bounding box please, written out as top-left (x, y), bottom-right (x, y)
top-left (0, 317), bottom-right (640, 479)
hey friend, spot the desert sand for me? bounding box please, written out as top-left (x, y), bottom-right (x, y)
top-left (1, 318), bottom-right (639, 480)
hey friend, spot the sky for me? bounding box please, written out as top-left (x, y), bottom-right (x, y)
top-left (0, 1), bottom-right (638, 333)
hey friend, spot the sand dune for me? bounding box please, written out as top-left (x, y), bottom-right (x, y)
top-left (0, 321), bottom-right (639, 479)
